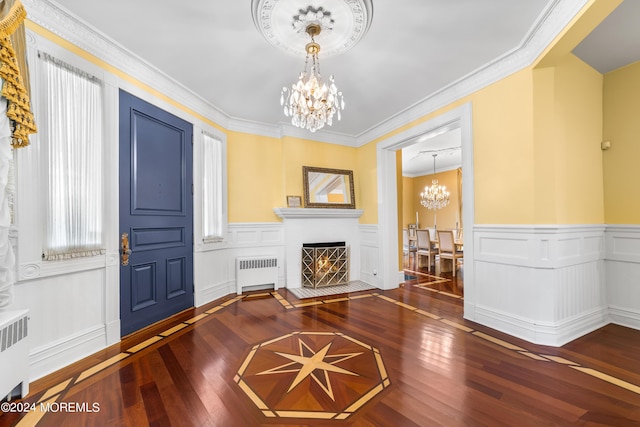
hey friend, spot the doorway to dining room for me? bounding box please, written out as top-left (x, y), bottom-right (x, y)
top-left (375, 103), bottom-right (475, 320)
top-left (401, 128), bottom-right (464, 297)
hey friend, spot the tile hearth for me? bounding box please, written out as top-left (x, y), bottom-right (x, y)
top-left (286, 280), bottom-right (375, 299)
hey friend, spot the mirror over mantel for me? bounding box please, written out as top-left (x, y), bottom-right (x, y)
top-left (303, 166), bottom-right (355, 209)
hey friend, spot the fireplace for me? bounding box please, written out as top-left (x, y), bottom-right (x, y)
top-left (301, 242), bottom-right (349, 288)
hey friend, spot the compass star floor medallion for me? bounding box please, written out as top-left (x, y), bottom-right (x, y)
top-left (235, 331), bottom-right (390, 420)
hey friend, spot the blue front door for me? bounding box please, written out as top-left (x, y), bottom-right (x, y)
top-left (119, 90), bottom-right (194, 336)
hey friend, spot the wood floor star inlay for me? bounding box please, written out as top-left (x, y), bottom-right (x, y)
top-left (235, 331), bottom-right (390, 420)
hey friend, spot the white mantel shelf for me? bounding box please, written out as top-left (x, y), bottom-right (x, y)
top-left (274, 208), bottom-right (364, 219)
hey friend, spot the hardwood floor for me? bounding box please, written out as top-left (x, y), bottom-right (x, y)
top-left (3, 271), bottom-right (640, 426)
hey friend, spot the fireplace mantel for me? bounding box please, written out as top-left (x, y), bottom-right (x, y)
top-left (274, 208), bottom-right (364, 219)
top-left (273, 208), bottom-right (363, 288)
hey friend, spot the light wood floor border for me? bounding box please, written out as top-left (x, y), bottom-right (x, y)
top-left (8, 287), bottom-right (640, 426)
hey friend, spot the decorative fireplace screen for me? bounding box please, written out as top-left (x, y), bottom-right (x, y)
top-left (301, 242), bottom-right (349, 288)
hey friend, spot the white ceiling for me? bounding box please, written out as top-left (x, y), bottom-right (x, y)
top-left (44, 0), bottom-right (640, 176)
top-left (573, 0), bottom-right (640, 73)
top-left (401, 128), bottom-right (461, 177)
top-left (49, 0), bottom-right (550, 137)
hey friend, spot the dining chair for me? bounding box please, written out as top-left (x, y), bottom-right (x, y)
top-left (437, 230), bottom-right (463, 277)
top-left (416, 229), bottom-right (434, 272)
top-left (402, 229), bottom-right (417, 268)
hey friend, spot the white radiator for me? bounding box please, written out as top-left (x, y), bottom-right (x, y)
top-left (0, 309), bottom-right (29, 400)
top-left (236, 256), bottom-right (278, 295)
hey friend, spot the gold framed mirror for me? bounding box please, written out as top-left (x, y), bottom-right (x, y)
top-left (303, 166), bottom-right (355, 209)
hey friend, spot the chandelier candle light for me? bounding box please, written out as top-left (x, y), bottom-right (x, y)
top-left (420, 154), bottom-right (450, 229)
top-left (281, 19), bottom-right (344, 132)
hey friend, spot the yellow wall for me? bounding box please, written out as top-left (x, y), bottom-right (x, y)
top-left (603, 61), bottom-right (640, 224)
top-left (471, 70), bottom-right (537, 224)
top-left (282, 137), bottom-right (357, 206)
top-left (29, 0), bottom-right (619, 228)
top-left (363, 0), bottom-right (613, 227)
top-left (355, 140), bottom-right (378, 224)
top-left (409, 169), bottom-right (460, 230)
top-left (359, 68), bottom-right (539, 225)
top-left (227, 132), bottom-right (284, 222)
top-left (402, 176), bottom-right (415, 228)
top-left (532, 54), bottom-right (604, 224)
top-left (227, 132), bottom-right (359, 222)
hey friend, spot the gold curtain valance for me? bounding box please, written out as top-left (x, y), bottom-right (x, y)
top-left (0, 0), bottom-right (36, 148)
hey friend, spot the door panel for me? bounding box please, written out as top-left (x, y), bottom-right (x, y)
top-left (120, 90), bottom-right (193, 336)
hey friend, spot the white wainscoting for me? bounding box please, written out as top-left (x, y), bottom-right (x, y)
top-left (12, 269), bottom-right (108, 380)
top-left (359, 224), bottom-right (380, 287)
top-left (194, 223), bottom-right (286, 306)
top-left (605, 225), bottom-right (640, 330)
top-left (194, 221), bottom-right (381, 306)
top-left (473, 225), bottom-right (608, 346)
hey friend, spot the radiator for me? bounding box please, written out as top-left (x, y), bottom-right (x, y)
top-left (236, 256), bottom-right (278, 295)
top-left (0, 309), bottom-right (29, 400)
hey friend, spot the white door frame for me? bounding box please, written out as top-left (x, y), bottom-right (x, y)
top-left (376, 103), bottom-right (476, 319)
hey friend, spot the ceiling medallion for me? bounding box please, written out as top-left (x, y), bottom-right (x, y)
top-left (251, 0), bottom-right (374, 57)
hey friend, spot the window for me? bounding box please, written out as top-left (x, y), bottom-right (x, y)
top-left (201, 132), bottom-right (223, 242)
top-left (40, 52), bottom-right (105, 260)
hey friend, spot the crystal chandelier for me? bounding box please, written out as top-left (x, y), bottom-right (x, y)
top-left (420, 154), bottom-right (450, 210)
top-left (280, 22), bottom-right (344, 133)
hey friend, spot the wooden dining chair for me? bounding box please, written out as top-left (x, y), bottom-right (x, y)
top-left (416, 229), bottom-right (434, 271)
top-left (437, 230), bottom-right (463, 277)
top-left (402, 229), bottom-right (417, 268)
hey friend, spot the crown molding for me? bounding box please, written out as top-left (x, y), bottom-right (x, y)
top-left (24, 0), bottom-right (587, 149)
top-left (23, 0), bottom-right (232, 130)
top-left (225, 117), bottom-right (358, 146)
top-left (354, 0), bottom-right (590, 147)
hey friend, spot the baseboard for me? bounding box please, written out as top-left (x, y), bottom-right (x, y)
top-left (195, 280), bottom-right (235, 307)
top-left (29, 325), bottom-right (106, 381)
top-left (105, 319), bottom-right (120, 346)
top-left (609, 305), bottom-right (640, 330)
top-left (475, 305), bottom-right (610, 347)
top-left (359, 271), bottom-right (380, 289)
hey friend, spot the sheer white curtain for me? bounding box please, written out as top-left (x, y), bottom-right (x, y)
top-left (0, 92), bottom-right (15, 307)
top-left (202, 132), bottom-right (223, 242)
top-left (40, 53), bottom-right (105, 260)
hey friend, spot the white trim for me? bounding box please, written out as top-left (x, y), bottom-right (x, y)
top-left (359, 224), bottom-right (380, 287)
top-left (226, 223), bottom-right (285, 248)
top-left (24, 0), bottom-right (231, 130)
top-left (474, 224), bottom-right (605, 268)
top-left (354, 0), bottom-right (588, 145)
top-left (23, 0), bottom-right (589, 145)
top-left (475, 304), bottom-right (609, 347)
top-left (376, 104), bottom-right (474, 296)
top-left (473, 224), bottom-right (608, 346)
top-left (29, 325), bottom-right (106, 381)
top-left (605, 225), bottom-right (640, 330)
top-left (18, 255), bottom-right (107, 281)
top-left (274, 208), bottom-right (364, 219)
top-left (609, 306), bottom-right (640, 331)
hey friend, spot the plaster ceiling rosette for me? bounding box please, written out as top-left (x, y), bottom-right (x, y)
top-left (251, 0), bottom-right (374, 57)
